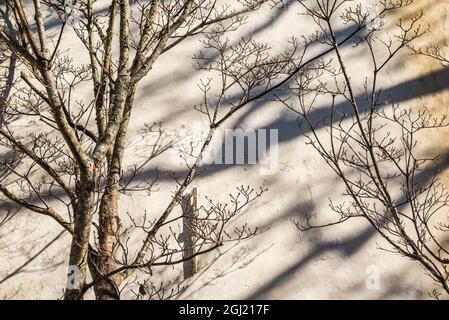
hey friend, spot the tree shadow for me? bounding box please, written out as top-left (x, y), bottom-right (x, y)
top-left (0, 229), bottom-right (67, 286)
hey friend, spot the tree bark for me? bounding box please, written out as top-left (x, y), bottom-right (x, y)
top-left (93, 87), bottom-right (135, 300)
top-left (64, 171), bottom-right (96, 300)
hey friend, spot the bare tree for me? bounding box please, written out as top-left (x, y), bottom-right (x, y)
top-left (0, 0), bottom-right (411, 300)
top-left (0, 0), bottom-right (273, 300)
top-left (0, 0), bottom-right (283, 300)
top-left (278, 0), bottom-right (449, 298)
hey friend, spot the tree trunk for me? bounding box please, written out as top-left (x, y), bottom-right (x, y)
top-left (95, 179), bottom-right (121, 300)
top-left (93, 87), bottom-right (135, 300)
top-left (64, 172), bottom-right (96, 300)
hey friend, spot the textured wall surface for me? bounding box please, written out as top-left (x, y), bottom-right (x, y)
top-left (0, 0), bottom-right (448, 299)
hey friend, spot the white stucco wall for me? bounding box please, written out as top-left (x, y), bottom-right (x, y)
top-left (0, 0), bottom-right (448, 299)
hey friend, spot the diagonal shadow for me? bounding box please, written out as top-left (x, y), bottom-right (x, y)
top-left (0, 229), bottom-right (67, 285)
